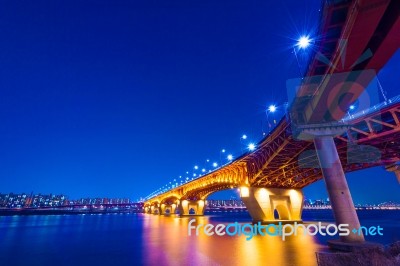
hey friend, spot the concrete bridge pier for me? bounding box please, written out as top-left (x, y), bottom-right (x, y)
top-left (240, 187), bottom-right (303, 223)
top-left (178, 200), bottom-right (206, 216)
top-left (385, 162), bottom-right (400, 183)
top-left (150, 205), bottom-right (160, 215)
top-left (314, 135), bottom-right (364, 243)
top-left (144, 206), bottom-right (151, 214)
top-left (160, 203), bottom-right (177, 215)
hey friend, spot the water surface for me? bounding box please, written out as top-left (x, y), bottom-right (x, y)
top-left (0, 210), bottom-right (399, 266)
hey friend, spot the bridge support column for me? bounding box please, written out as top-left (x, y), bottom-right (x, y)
top-left (240, 187), bottom-right (303, 223)
top-left (178, 200), bottom-right (206, 216)
top-left (385, 163), bottom-right (400, 183)
top-left (160, 203), bottom-right (177, 215)
top-left (144, 206), bottom-right (151, 214)
top-left (150, 205), bottom-right (160, 215)
top-left (314, 136), bottom-right (364, 243)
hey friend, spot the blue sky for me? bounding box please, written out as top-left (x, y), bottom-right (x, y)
top-left (0, 0), bottom-right (399, 203)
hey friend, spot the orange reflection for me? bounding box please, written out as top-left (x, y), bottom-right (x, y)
top-left (142, 214), bottom-right (325, 265)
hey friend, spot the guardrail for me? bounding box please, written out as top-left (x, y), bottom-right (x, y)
top-left (341, 94), bottom-right (400, 122)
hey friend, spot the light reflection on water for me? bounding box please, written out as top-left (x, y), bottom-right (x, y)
top-left (142, 214), bottom-right (324, 266)
top-left (0, 211), bottom-right (399, 266)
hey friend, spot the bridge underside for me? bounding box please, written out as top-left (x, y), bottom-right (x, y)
top-left (144, 104), bottom-right (400, 224)
top-left (247, 105), bottom-right (400, 188)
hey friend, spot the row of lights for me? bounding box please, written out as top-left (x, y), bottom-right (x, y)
top-left (143, 137), bottom-right (258, 200)
top-left (144, 36), bottom-right (314, 200)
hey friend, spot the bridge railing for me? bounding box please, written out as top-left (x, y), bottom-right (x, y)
top-left (341, 94), bottom-right (400, 123)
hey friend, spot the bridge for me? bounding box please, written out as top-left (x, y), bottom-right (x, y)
top-left (143, 0), bottom-right (400, 247)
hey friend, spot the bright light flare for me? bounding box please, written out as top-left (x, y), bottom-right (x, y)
top-left (297, 36), bottom-right (311, 49)
top-left (227, 154), bottom-right (233, 161)
top-left (268, 105), bottom-right (277, 113)
top-left (248, 143), bottom-right (256, 151)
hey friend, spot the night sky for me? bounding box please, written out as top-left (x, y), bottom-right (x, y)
top-left (1, 0), bottom-right (399, 203)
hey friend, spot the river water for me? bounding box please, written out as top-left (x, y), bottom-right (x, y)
top-left (0, 210), bottom-right (399, 266)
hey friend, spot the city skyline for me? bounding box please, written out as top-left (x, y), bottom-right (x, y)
top-left (2, 192), bottom-right (399, 208)
top-left (1, 0), bottom-right (399, 203)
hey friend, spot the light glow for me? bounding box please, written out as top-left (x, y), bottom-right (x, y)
top-left (268, 105), bottom-right (277, 113)
top-left (248, 143), bottom-right (256, 151)
top-left (240, 187), bottom-right (249, 198)
top-left (297, 36), bottom-right (311, 49)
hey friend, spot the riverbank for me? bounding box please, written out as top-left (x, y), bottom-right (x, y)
top-left (316, 242), bottom-right (400, 266)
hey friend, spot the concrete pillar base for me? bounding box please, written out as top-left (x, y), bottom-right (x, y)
top-left (178, 200), bottom-right (206, 216)
top-left (240, 187), bottom-right (303, 223)
top-left (160, 203), bottom-right (177, 215)
top-left (150, 205), bottom-right (160, 215)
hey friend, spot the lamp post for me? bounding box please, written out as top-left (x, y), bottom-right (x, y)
top-left (293, 35), bottom-right (311, 78)
top-left (265, 103), bottom-right (288, 134)
top-left (219, 149), bottom-right (226, 165)
top-left (240, 134), bottom-right (247, 152)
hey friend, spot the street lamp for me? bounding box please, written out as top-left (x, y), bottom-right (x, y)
top-left (293, 35), bottom-right (312, 77)
top-left (248, 143), bottom-right (256, 151)
top-left (266, 103), bottom-right (287, 133)
top-left (266, 104), bottom-right (277, 132)
top-left (240, 134), bottom-right (248, 152)
top-left (220, 149), bottom-right (226, 165)
top-left (347, 104), bottom-right (356, 118)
